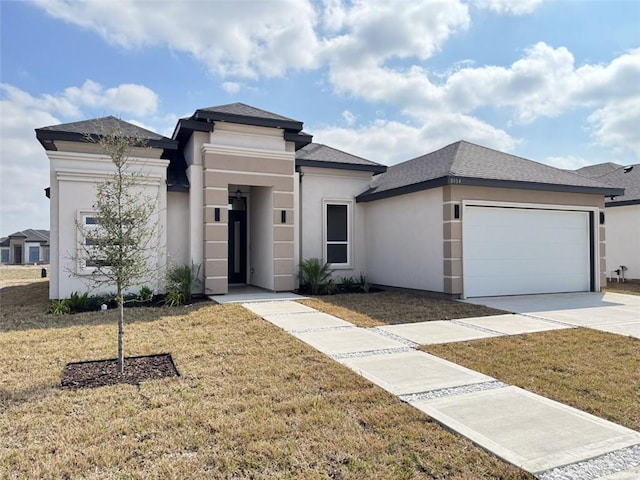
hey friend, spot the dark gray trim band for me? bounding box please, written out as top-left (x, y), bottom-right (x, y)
top-left (194, 109), bottom-right (303, 131)
top-left (605, 199), bottom-right (640, 207)
top-left (297, 159), bottom-right (387, 174)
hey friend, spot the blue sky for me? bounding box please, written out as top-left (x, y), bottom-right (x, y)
top-left (1, 0), bottom-right (639, 236)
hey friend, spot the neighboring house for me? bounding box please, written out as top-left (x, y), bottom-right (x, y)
top-left (0, 229), bottom-right (50, 264)
top-left (576, 162), bottom-right (639, 280)
top-left (36, 103), bottom-right (622, 299)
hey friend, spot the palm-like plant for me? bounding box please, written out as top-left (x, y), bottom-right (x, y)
top-left (299, 258), bottom-right (333, 295)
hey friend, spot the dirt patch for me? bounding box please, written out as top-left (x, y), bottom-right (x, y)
top-left (61, 353), bottom-right (179, 389)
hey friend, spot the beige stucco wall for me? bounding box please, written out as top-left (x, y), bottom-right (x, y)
top-left (443, 185), bottom-right (606, 295)
top-left (364, 188), bottom-right (444, 291)
top-left (47, 149), bottom-right (168, 299)
top-left (201, 122), bottom-right (296, 294)
top-left (605, 204), bottom-right (640, 280)
top-left (167, 191), bottom-right (190, 267)
top-left (299, 166), bottom-right (373, 280)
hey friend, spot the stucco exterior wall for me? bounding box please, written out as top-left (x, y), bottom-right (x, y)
top-left (167, 191), bottom-right (190, 267)
top-left (201, 122), bottom-right (296, 294)
top-left (605, 205), bottom-right (640, 280)
top-left (364, 188), bottom-right (444, 291)
top-left (249, 186), bottom-right (274, 289)
top-left (48, 150), bottom-right (168, 299)
top-left (299, 167), bottom-right (373, 280)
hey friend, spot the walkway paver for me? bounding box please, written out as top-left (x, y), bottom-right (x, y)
top-left (339, 350), bottom-right (494, 395)
top-left (378, 319), bottom-right (500, 344)
top-left (244, 299), bottom-right (640, 479)
top-left (456, 314), bottom-right (572, 335)
top-left (264, 311), bottom-right (353, 331)
top-left (411, 386), bottom-right (640, 474)
top-left (292, 328), bottom-right (409, 357)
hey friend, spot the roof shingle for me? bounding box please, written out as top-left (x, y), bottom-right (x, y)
top-left (358, 141), bottom-right (623, 201)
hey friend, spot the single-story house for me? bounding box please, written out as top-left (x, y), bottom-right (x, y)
top-left (0, 229), bottom-right (50, 264)
top-left (576, 162), bottom-right (639, 280)
top-left (36, 103), bottom-right (623, 299)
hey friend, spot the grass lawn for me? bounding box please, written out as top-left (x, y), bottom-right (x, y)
top-left (605, 278), bottom-right (640, 296)
top-left (301, 288), bottom-right (506, 328)
top-left (423, 330), bottom-right (640, 432)
top-left (0, 273), bottom-right (530, 479)
top-left (305, 284), bottom-right (639, 433)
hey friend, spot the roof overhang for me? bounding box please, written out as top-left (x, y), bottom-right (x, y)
top-left (605, 198), bottom-right (640, 207)
top-left (284, 131), bottom-right (313, 151)
top-left (357, 176), bottom-right (625, 203)
top-left (35, 129), bottom-right (178, 151)
top-left (194, 109), bottom-right (303, 131)
top-left (172, 118), bottom-right (214, 145)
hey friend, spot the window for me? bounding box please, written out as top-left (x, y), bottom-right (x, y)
top-left (0, 249), bottom-right (8, 263)
top-left (79, 212), bottom-right (110, 271)
top-left (29, 246), bottom-right (39, 263)
top-left (324, 202), bottom-right (351, 266)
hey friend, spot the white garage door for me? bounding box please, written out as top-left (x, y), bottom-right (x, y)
top-left (463, 206), bottom-right (591, 297)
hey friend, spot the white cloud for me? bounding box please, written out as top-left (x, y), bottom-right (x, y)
top-left (545, 155), bottom-right (592, 170)
top-left (588, 97), bottom-right (640, 156)
top-left (63, 80), bottom-right (158, 116)
top-left (472, 0), bottom-right (544, 15)
top-left (222, 82), bottom-right (242, 94)
top-left (314, 113), bottom-right (515, 165)
top-left (33, 0), bottom-right (320, 79)
top-left (341, 110), bottom-right (356, 125)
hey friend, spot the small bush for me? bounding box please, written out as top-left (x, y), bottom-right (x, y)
top-left (67, 291), bottom-right (89, 311)
top-left (48, 299), bottom-right (70, 315)
top-left (138, 286), bottom-right (153, 303)
top-left (358, 273), bottom-right (371, 293)
top-left (299, 258), bottom-right (334, 295)
top-left (166, 263), bottom-right (201, 304)
top-left (164, 289), bottom-right (184, 307)
top-left (340, 276), bottom-right (358, 293)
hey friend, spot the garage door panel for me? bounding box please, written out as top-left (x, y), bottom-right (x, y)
top-left (463, 207), bottom-right (591, 297)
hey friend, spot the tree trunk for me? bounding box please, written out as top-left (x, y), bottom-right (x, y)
top-left (117, 289), bottom-right (124, 374)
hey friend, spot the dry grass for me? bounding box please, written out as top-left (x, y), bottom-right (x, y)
top-left (301, 288), bottom-right (506, 327)
top-left (424, 329), bottom-right (640, 431)
top-left (605, 279), bottom-right (640, 296)
top-left (0, 280), bottom-right (530, 479)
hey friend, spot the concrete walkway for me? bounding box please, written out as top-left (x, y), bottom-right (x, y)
top-left (243, 301), bottom-right (640, 480)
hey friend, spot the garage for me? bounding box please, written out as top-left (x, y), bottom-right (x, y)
top-left (463, 205), bottom-right (592, 298)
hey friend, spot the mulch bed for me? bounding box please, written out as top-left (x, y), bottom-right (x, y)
top-left (61, 353), bottom-right (179, 389)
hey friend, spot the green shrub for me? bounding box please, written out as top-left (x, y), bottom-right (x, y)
top-left (358, 273), bottom-right (371, 293)
top-left (299, 258), bottom-right (334, 295)
top-left (340, 276), bottom-right (357, 292)
top-left (67, 291), bottom-right (89, 311)
top-left (138, 286), bottom-right (153, 303)
top-left (164, 289), bottom-right (184, 307)
top-left (166, 263), bottom-right (201, 303)
top-left (48, 299), bottom-right (70, 315)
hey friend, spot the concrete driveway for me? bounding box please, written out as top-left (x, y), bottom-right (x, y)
top-left (463, 292), bottom-right (640, 339)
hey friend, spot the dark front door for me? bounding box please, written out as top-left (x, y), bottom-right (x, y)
top-left (13, 245), bottom-right (22, 264)
top-left (228, 210), bottom-right (247, 284)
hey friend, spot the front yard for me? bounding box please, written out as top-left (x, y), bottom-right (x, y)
top-left (2, 269), bottom-right (637, 478)
top-left (0, 272), bottom-right (529, 479)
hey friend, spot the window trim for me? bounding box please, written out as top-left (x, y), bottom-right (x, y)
top-left (322, 199), bottom-right (352, 269)
top-left (77, 211), bottom-right (108, 274)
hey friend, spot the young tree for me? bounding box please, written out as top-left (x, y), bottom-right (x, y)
top-left (76, 124), bottom-right (159, 374)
